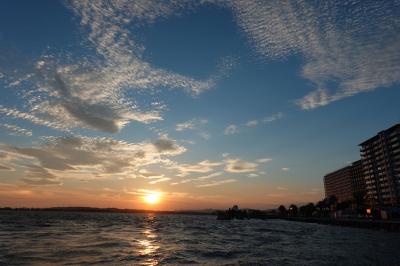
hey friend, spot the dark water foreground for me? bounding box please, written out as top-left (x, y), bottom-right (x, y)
top-left (1, 211), bottom-right (400, 265)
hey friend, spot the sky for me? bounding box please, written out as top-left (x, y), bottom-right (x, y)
top-left (0, 0), bottom-right (400, 210)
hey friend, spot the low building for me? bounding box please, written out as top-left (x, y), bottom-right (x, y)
top-left (324, 160), bottom-right (365, 203)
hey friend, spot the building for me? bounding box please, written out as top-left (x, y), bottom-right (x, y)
top-left (350, 159), bottom-right (366, 196)
top-left (324, 160), bottom-right (365, 203)
top-left (359, 124), bottom-right (400, 207)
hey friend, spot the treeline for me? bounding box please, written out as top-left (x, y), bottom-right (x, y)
top-left (0, 207), bottom-right (213, 216)
top-left (276, 192), bottom-right (367, 218)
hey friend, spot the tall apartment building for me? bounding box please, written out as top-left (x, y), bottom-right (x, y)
top-left (359, 124), bottom-right (400, 207)
top-left (324, 160), bottom-right (365, 203)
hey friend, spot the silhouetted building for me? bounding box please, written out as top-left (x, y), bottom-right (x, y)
top-left (360, 124), bottom-right (400, 206)
top-left (350, 159), bottom-right (366, 195)
top-left (324, 160), bottom-right (365, 203)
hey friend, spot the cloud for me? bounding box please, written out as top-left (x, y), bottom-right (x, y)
top-left (243, 112), bottom-right (283, 130)
top-left (176, 121), bottom-right (195, 131)
top-left (225, 158), bottom-right (258, 173)
top-left (197, 179), bottom-right (237, 187)
top-left (21, 164), bottom-right (62, 186)
top-left (0, 135), bottom-right (186, 183)
top-left (137, 169), bottom-right (164, 179)
top-left (197, 172), bottom-right (223, 180)
top-left (169, 160), bottom-right (222, 177)
top-left (175, 118), bottom-right (210, 139)
top-left (0, 105), bottom-right (68, 132)
top-left (245, 120), bottom-right (258, 127)
top-left (0, 165), bottom-right (12, 171)
top-left (256, 157), bottom-right (272, 163)
top-left (153, 138), bottom-right (185, 154)
top-left (281, 167), bottom-right (290, 171)
top-left (1, 1), bottom-right (234, 134)
top-left (231, 0), bottom-right (400, 108)
top-left (149, 177), bottom-right (171, 184)
top-left (224, 124), bottom-right (238, 135)
top-left (262, 112), bottom-right (283, 124)
top-left (247, 173), bottom-right (259, 178)
top-left (0, 123), bottom-right (33, 137)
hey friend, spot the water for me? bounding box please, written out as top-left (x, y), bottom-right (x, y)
top-left (1, 211), bottom-right (400, 265)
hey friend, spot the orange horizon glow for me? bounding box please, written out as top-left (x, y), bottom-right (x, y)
top-left (143, 192), bottom-right (161, 205)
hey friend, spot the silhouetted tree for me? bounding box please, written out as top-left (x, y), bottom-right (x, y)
top-left (288, 204), bottom-right (298, 217)
top-left (299, 203), bottom-right (316, 217)
top-left (278, 205), bottom-right (287, 216)
top-left (327, 196), bottom-right (338, 212)
top-left (336, 200), bottom-right (351, 211)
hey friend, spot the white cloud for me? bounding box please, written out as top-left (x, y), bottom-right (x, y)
top-left (1, 1), bottom-right (234, 134)
top-left (0, 105), bottom-right (69, 132)
top-left (245, 120), bottom-right (258, 127)
top-left (175, 118), bottom-right (210, 140)
top-left (262, 112), bottom-right (283, 124)
top-left (0, 123), bottom-right (33, 137)
top-left (224, 124), bottom-right (238, 135)
top-left (256, 157), bottom-right (272, 163)
top-left (176, 121), bottom-right (195, 131)
top-left (0, 135), bottom-right (186, 184)
top-left (197, 172), bottom-right (223, 180)
top-left (149, 177), bottom-right (171, 184)
top-left (281, 167), bottom-right (290, 171)
top-left (169, 160), bottom-right (222, 177)
top-left (244, 112), bottom-right (283, 130)
top-left (197, 179), bottom-right (237, 188)
top-left (231, 0), bottom-right (400, 109)
top-left (225, 158), bottom-right (258, 173)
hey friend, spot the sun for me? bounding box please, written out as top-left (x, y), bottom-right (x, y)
top-left (144, 193), bottom-right (160, 204)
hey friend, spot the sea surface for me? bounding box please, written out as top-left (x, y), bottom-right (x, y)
top-left (1, 211), bottom-right (400, 265)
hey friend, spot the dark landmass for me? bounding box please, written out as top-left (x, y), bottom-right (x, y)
top-left (0, 206), bottom-right (215, 215)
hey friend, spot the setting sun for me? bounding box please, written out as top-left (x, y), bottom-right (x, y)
top-left (144, 193), bottom-right (160, 204)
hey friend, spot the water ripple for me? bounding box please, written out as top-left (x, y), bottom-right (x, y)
top-left (1, 211), bottom-right (400, 265)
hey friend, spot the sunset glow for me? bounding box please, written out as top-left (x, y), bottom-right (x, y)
top-left (0, 1), bottom-right (399, 211)
top-left (144, 193), bottom-right (161, 205)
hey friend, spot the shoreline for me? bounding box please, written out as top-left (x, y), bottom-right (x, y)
top-left (2, 208), bottom-right (400, 232)
top-left (276, 216), bottom-right (400, 232)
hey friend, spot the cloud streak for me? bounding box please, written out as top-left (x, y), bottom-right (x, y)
top-left (0, 123), bottom-right (33, 137)
top-left (0, 135), bottom-right (186, 184)
top-left (0, 1), bottom-right (234, 134)
top-left (197, 179), bottom-right (237, 188)
top-left (231, 0), bottom-right (400, 108)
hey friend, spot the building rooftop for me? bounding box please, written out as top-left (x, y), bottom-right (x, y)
top-left (358, 123), bottom-right (400, 146)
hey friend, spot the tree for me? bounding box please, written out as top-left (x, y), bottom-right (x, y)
top-left (288, 204), bottom-right (298, 217)
top-left (299, 203), bottom-right (316, 217)
top-left (278, 205), bottom-right (287, 216)
top-left (336, 200), bottom-right (351, 211)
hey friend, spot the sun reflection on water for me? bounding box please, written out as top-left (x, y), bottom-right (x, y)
top-left (137, 214), bottom-right (160, 265)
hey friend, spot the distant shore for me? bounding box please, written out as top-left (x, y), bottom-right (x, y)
top-left (0, 207), bottom-right (214, 216)
top-left (2, 207), bottom-right (400, 232)
top-left (273, 216), bottom-right (400, 232)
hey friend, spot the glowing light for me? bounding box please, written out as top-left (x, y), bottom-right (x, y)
top-left (144, 193), bottom-right (160, 204)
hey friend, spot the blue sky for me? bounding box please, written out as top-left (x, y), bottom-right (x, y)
top-left (0, 0), bottom-right (399, 209)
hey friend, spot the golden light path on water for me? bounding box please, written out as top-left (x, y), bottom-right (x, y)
top-left (138, 214), bottom-right (160, 266)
